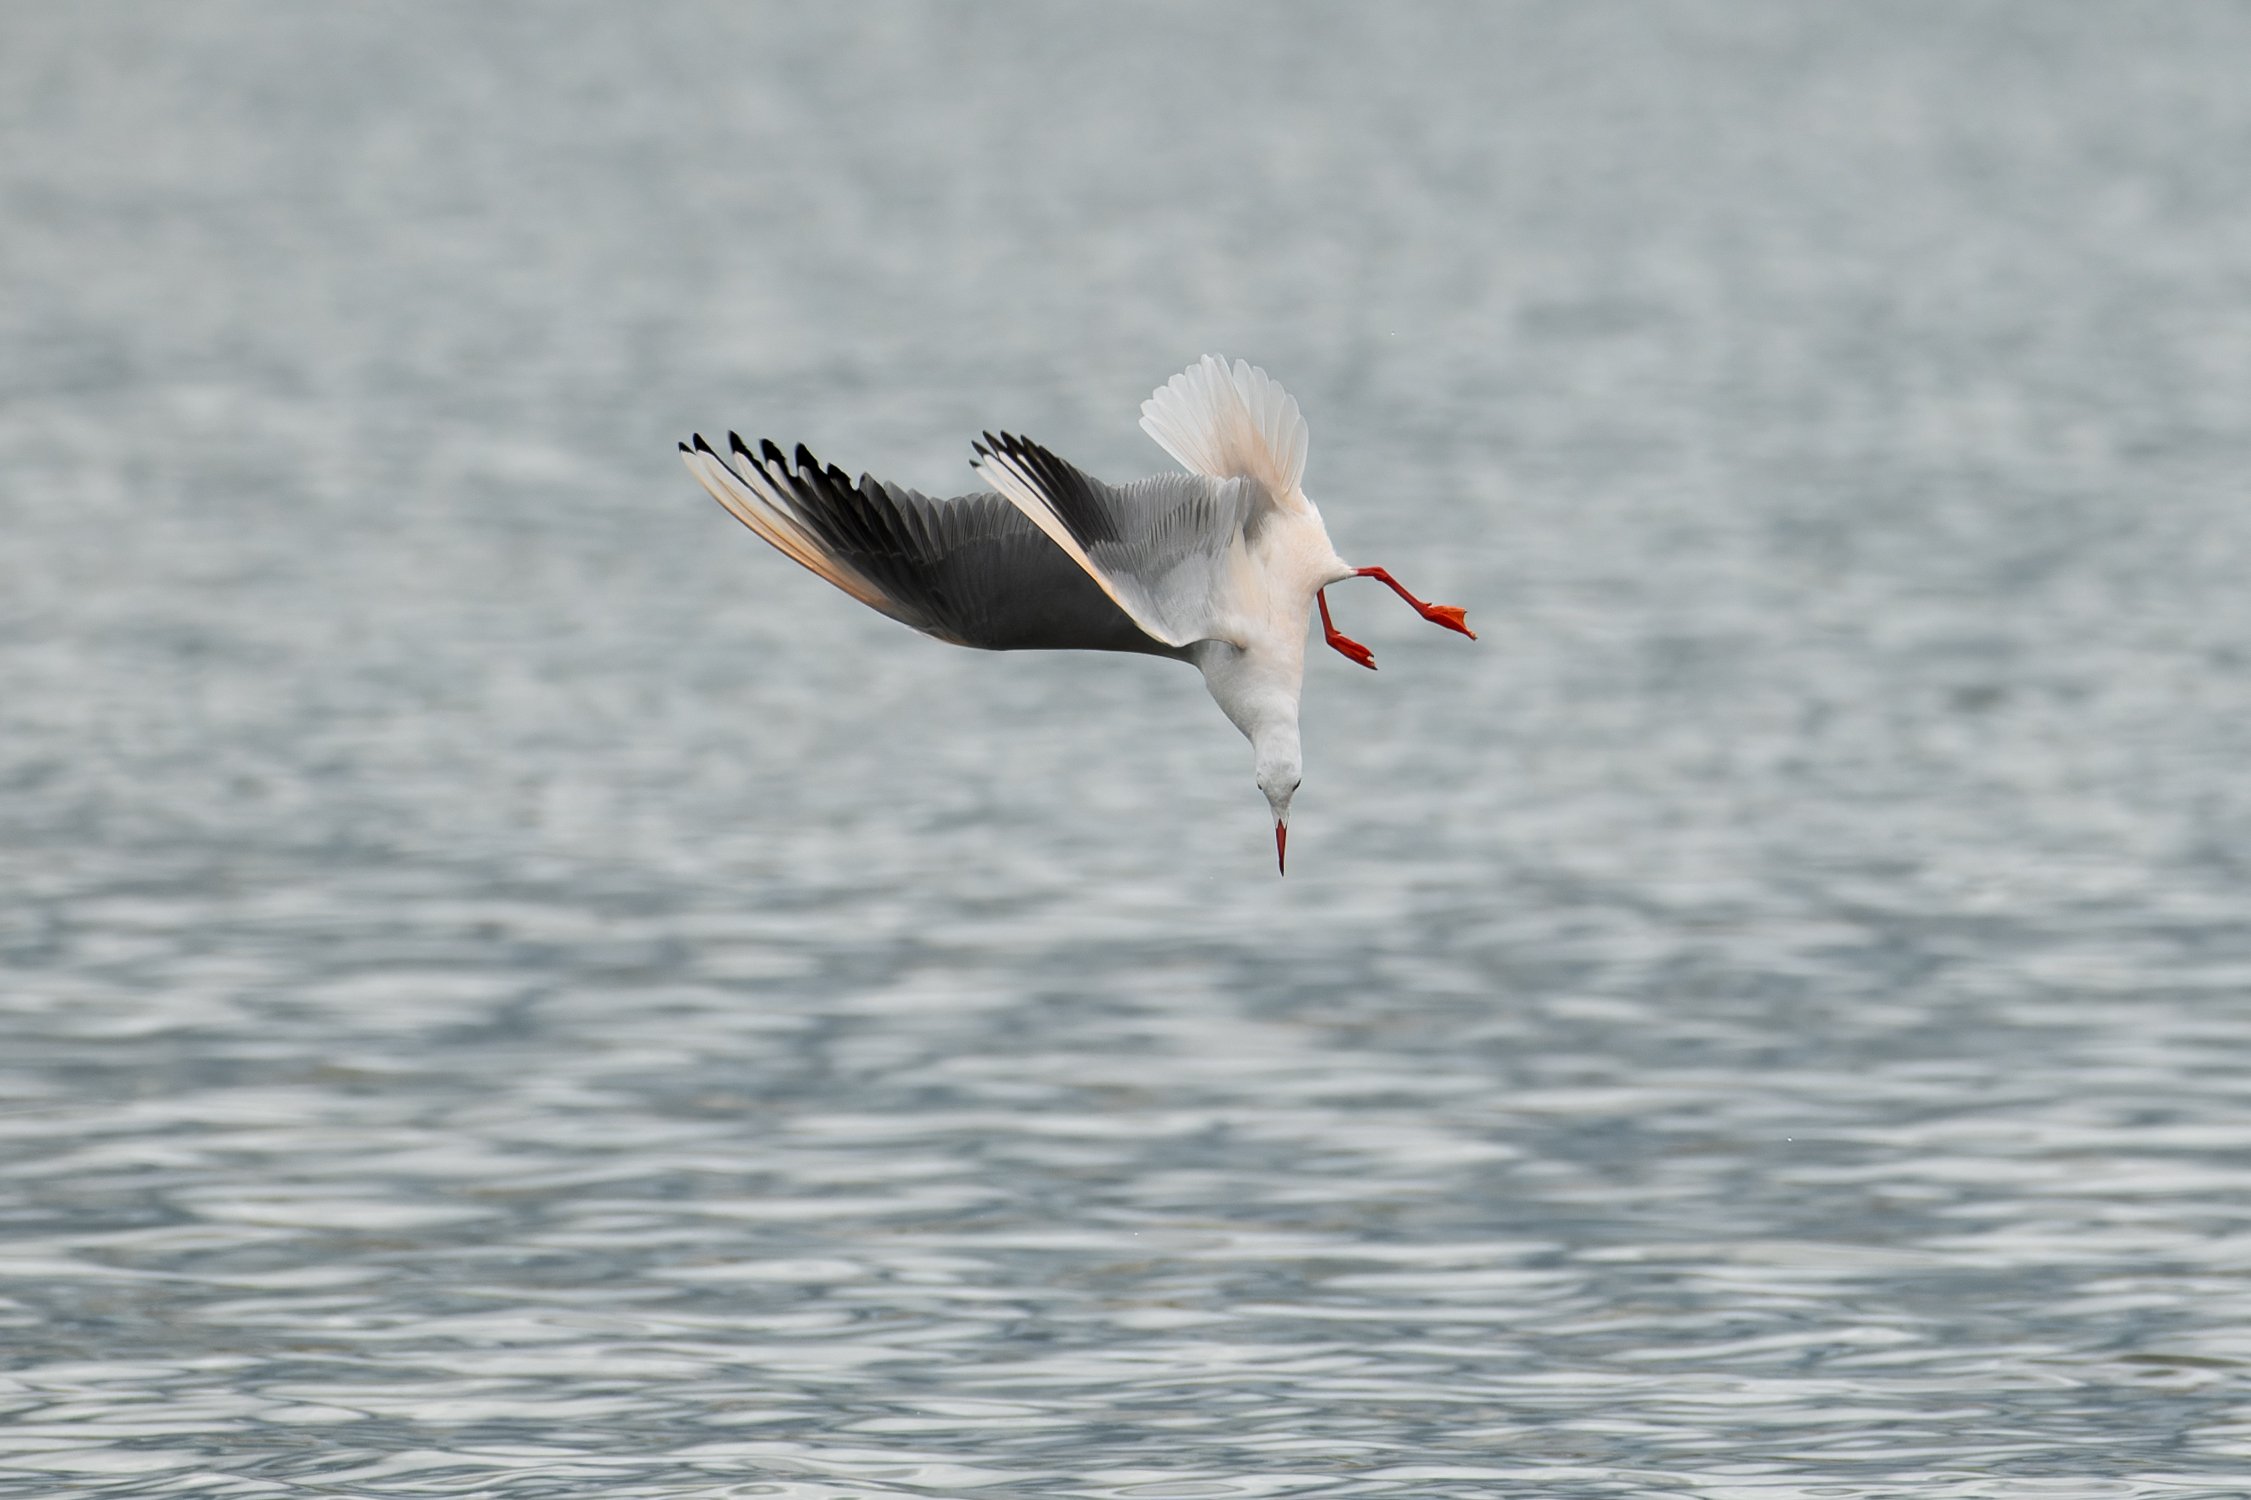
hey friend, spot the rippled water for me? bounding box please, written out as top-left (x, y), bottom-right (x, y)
top-left (7, 3), bottom-right (2251, 1495)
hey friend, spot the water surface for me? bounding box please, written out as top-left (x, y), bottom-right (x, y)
top-left (5, 4), bottom-right (2251, 1495)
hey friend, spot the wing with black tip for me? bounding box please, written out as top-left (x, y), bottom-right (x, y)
top-left (970, 432), bottom-right (1261, 649)
top-left (679, 434), bottom-right (1177, 655)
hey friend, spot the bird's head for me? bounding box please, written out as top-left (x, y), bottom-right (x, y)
top-left (1256, 749), bottom-right (1302, 876)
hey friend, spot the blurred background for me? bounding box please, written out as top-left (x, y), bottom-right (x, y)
top-left (5, 3), bottom-right (2251, 1495)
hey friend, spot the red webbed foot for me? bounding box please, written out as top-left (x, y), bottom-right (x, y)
top-left (1355, 567), bottom-right (1476, 640)
top-left (1419, 602), bottom-right (1475, 638)
top-left (1327, 632), bottom-right (1377, 669)
top-left (1317, 587), bottom-right (1378, 670)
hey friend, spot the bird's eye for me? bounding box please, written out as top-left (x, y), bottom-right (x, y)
top-left (1290, 778), bottom-right (1303, 794)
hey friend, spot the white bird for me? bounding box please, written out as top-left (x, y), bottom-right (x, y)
top-left (679, 355), bottom-right (1474, 873)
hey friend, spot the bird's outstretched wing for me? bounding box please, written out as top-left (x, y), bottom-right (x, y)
top-left (680, 434), bottom-right (1176, 655)
top-left (971, 432), bottom-right (1261, 649)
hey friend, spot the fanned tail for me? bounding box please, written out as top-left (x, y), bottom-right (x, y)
top-left (1138, 354), bottom-right (1309, 501)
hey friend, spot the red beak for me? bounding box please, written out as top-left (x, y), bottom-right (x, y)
top-left (1275, 821), bottom-right (1287, 876)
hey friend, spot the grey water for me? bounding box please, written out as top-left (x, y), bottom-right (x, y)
top-left (5, 3), bottom-right (2251, 1495)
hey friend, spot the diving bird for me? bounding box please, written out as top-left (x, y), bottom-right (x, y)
top-left (678, 355), bottom-right (1475, 873)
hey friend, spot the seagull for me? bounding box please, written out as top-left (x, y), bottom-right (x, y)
top-left (679, 355), bottom-right (1475, 873)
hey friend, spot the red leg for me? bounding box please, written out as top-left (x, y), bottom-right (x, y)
top-left (1354, 566), bottom-right (1476, 638)
top-left (1317, 587), bottom-right (1376, 669)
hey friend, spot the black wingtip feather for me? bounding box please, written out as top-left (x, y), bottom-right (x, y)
top-left (974, 430), bottom-right (1125, 546)
top-left (761, 438), bottom-right (787, 467)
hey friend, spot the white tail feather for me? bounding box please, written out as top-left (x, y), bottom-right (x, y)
top-left (1138, 355), bottom-right (1309, 500)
